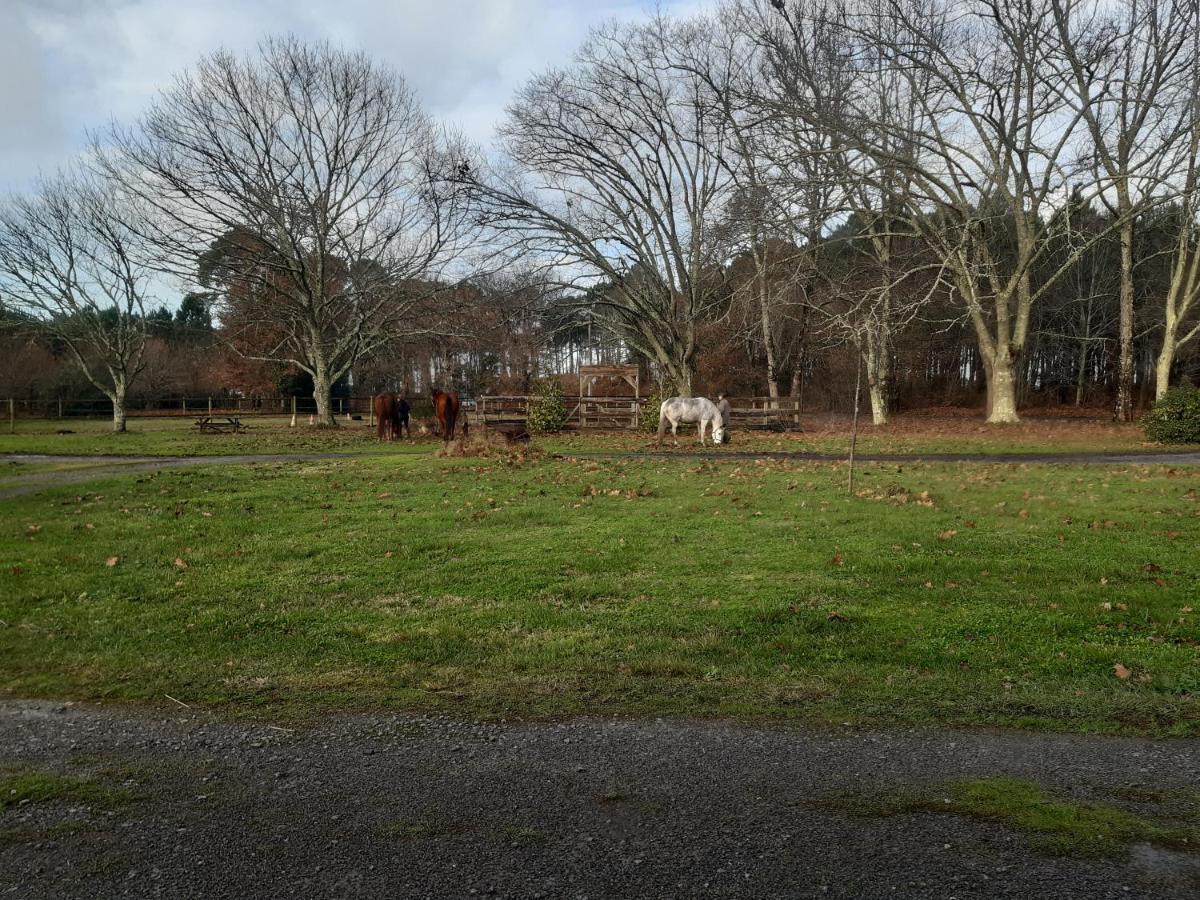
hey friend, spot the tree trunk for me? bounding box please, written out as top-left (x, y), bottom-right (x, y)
top-left (1074, 340), bottom-right (1088, 407)
top-left (312, 367), bottom-right (336, 427)
top-left (759, 281), bottom-right (781, 405)
top-left (983, 347), bottom-right (1020, 424)
top-left (864, 333), bottom-right (889, 425)
top-left (1154, 326), bottom-right (1175, 401)
top-left (110, 383), bottom-right (128, 433)
top-left (1115, 219), bottom-right (1135, 421)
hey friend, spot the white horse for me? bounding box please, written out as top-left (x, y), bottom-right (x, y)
top-left (715, 395), bottom-right (732, 444)
top-left (657, 396), bottom-right (727, 447)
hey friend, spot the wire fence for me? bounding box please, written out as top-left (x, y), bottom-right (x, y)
top-left (3, 395), bottom-right (445, 421)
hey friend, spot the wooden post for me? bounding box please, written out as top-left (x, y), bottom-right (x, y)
top-left (8, 398), bottom-right (13, 435)
top-left (182, 397), bottom-right (187, 416)
top-left (289, 395), bottom-right (297, 428)
top-left (848, 357), bottom-right (862, 496)
top-left (57, 397), bottom-right (63, 419)
top-left (208, 396), bottom-right (213, 416)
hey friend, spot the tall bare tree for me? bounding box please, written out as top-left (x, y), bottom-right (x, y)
top-left (465, 16), bottom-right (737, 395)
top-left (764, 0), bottom-right (1105, 422)
top-left (1147, 22), bottom-right (1200, 399)
top-left (0, 169), bottom-right (152, 432)
top-left (104, 36), bottom-right (469, 425)
top-left (1051, 0), bottom-right (1194, 418)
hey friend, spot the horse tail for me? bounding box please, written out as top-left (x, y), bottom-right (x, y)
top-left (656, 404), bottom-right (669, 447)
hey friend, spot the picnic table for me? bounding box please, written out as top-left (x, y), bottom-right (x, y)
top-left (194, 415), bottom-right (244, 434)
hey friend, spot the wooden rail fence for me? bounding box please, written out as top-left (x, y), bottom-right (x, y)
top-left (477, 396), bottom-right (801, 431)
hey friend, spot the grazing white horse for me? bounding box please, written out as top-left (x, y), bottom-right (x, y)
top-left (715, 396), bottom-right (732, 444)
top-left (657, 396), bottom-right (727, 448)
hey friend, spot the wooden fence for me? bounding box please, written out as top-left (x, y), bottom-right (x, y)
top-left (477, 395), bottom-right (801, 431)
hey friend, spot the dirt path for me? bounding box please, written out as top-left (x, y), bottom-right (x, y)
top-left (3, 447), bottom-right (1198, 501)
top-left (1, 700), bottom-right (1197, 899)
top-left (577, 448), bottom-right (1200, 465)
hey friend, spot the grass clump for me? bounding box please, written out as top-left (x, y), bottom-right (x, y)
top-left (0, 770), bottom-right (131, 811)
top-left (380, 820), bottom-right (465, 841)
top-left (495, 824), bottom-right (547, 847)
top-left (824, 777), bottom-right (1200, 858)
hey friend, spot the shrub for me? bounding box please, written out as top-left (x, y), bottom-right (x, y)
top-left (641, 386), bottom-right (671, 432)
top-left (527, 378), bottom-right (570, 433)
top-left (1142, 386), bottom-right (1200, 444)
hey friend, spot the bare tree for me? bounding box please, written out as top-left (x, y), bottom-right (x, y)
top-left (765, 0), bottom-right (1105, 422)
top-left (1148, 24), bottom-right (1200, 399)
top-left (0, 169), bottom-right (152, 432)
top-left (1051, 0), bottom-right (1194, 418)
top-left (465, 16), bottom-right (737, 396)
top-left (751, 0), bottom-right (945, 422)
top-left (104, 36), bottom-right (469, 425)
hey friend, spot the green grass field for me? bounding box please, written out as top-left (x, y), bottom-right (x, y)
top-left (2, 444), bottom-right (1197, 734)
top-left (0, 411), bottom-right (1178, 458)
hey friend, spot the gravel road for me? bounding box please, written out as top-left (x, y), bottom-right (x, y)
top-left (2, 700), bottom-right (1197, 899)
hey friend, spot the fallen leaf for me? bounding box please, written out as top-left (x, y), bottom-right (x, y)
top-left (1113, 663), bottom-right (1132, 680)
top-left (105, 556), bottom-right (119, 567)
top-left (831, 552), bottom-right (845, 567)
top-left (826, 610), bottom-right (849, 622)
top-left (937, 530), bottom-right (957, 540)
top-left (174, 557), bottom-right (188, 569)
top-left (384, 551), bottom-right (393, 559)
top-left (1143, 563), bottom-right (1162, 573)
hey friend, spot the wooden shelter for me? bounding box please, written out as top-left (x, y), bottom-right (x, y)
top-left (578, 364), bottom-right (639, 398)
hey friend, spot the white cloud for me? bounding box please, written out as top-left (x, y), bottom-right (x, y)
top-left (0, 0), bottom-right (708, 192)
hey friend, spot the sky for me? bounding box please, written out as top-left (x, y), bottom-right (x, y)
top-left (1, 0), bottom-right (704, 194)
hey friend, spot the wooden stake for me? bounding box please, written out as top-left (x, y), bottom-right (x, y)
top-left (848, 356), bottom-right (862, 496)
top-left (8, 398), bottom-right (13, 435)
top-left (290, 395), bottom-right (297, 428)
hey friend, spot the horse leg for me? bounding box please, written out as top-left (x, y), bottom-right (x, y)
top-left (672, 420), bottom-right (679, 446)
top-left (657, 413), bottom-right (668, 448)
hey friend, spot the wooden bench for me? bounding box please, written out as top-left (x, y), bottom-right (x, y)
top-left (195, 416), bottom-right (244, 434)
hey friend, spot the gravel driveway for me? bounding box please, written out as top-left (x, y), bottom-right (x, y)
top-left (2, 700), bottom-right (1198, 899)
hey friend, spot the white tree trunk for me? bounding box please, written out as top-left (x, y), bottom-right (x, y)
top-left (985, 350), bottom-right (1021, 424)
top-left (1154, 331), bottom-right (1175, 402)
top-left (110, 384), bottom-right (128, 433)
top-left (312, 367), bottom-right (336, 427)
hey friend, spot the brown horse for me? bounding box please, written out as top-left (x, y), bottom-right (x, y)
top-left (431, 388), bottom-right (468, 442)
top-left (373, 393), bottom-right (411, 440)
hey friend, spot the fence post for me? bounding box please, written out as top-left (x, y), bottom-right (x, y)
top-left (57, 397), bottom-right (63, 419)
top-left (290, 395), bottom-right (297, 428)
top-left (182, 397), bottom-right (187, 417)
top-left (8, 398), bottom-right (13, 435)
top-left (208, 396), bottom-right (213, 416)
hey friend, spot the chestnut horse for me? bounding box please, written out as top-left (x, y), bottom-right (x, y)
top-left (431, 388), bottom-right (468, 442)
top-left (372, 393), bottom-right (411, 440)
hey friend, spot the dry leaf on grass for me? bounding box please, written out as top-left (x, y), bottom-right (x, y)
top-left (1113, 663), bottom-right (1132, 680)
top-left (105, 556), bottom-right (119, 567)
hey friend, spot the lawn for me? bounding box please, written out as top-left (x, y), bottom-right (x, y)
top-left (0, 411), bottom-right (1180, 458)
top-left (2, 447), bottom-right (1197, 734)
